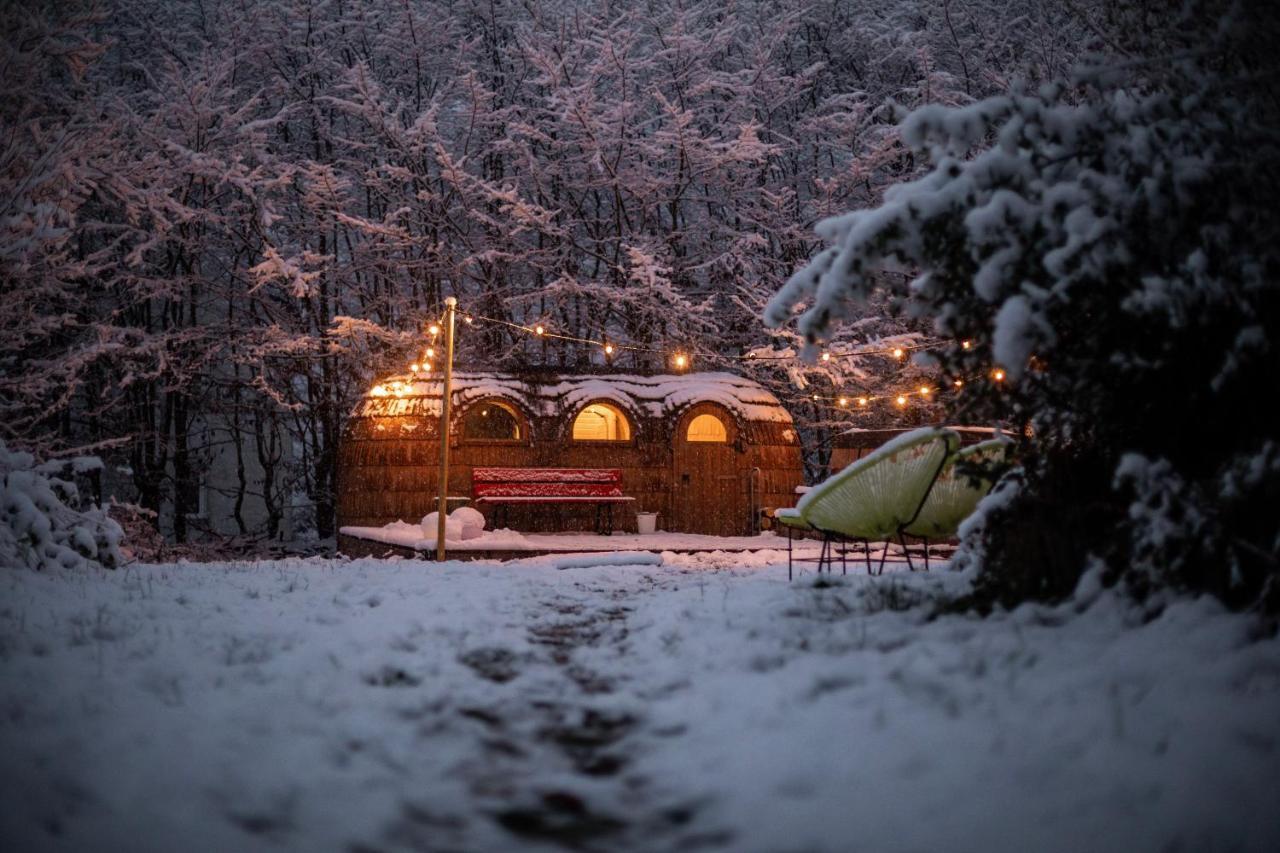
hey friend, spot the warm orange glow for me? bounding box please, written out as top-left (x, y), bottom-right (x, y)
top-left (687, 413), bottom-right (728, 443)
top-left (954, 379), bottom-right (964, 388)
top-left (573, 403), bottom-right (631, 441)
top-left (604, 343), bottom-right (614, 355)
top-left (892, 347), bottom-right (905, 360)
top-left (428, 324), bottom-right (440, 336)
top-left (961, 339), bottom-right (971, 350)
top-left (674, 353), bottom-right (688, 369)
top-left (534, 325), bottom-right (546, 336)
top-left (857, 397), bottom-right (868, 407)
top-left (838, 397), bottom-right (849, 407)
top-left (895, 395), bottom-right (907, 407)
top-left (919, 386), bottom-right (930, 396)
top-left (426, 347), bottom-right (434, 358)
top-left (993, 368), bottom-right (1006, 382)
top-left (371, 384), bottom-right (388, 397)
top-left (410, 363), bottom-right (420, 373)
top-left (821, 352), bottom-right (830, 362)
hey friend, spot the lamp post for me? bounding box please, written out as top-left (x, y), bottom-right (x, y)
top-left (436, 296), bottom-right (457, 561)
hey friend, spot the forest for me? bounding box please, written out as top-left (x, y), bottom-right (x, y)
top-left (2, 0), bottom-right (1102, 542)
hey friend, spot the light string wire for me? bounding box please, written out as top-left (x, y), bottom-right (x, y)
top-left (380, 305), bottom-right (1000, 411)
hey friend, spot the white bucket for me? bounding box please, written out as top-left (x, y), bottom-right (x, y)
top-left (635, 512), bottom-right (658, 534)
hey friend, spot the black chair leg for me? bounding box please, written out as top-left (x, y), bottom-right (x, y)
top-left (861, 539), bottom-right (872, 575)
top-left (899, 532), bottom-right (916, 572)
top-left (787, 524), bottom-right (794, 581)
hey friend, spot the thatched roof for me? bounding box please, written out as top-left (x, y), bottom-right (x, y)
top-left (355, 371), bottom-right (794, 424)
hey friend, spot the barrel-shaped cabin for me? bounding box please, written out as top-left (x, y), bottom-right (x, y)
top-left (337, 371), bottom-right (804, 537)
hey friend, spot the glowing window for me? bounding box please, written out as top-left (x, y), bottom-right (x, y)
top-left (461, 401), bottom-right (521, 441)
top-left (686, 413), bottom-right (728, 443)
top-left (572, 403), bottom-right (631, 441)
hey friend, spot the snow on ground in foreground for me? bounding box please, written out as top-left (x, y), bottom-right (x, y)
top-left (1, 555), bottom-right (1278, 853)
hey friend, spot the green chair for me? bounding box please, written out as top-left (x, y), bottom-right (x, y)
top-left (901, 436), bottom-right (1012, 570)
top-left (776, 427), bottom-right (960, 578)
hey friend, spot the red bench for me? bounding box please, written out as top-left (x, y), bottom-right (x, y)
top-left (471, 467), bottom-right (635, 535)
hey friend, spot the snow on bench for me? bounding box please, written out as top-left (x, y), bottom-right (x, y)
top-left (472, 467), bottom-right (635, 535)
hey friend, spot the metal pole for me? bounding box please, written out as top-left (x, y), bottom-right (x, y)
top-left (436, 297), bottom-right (457, 562)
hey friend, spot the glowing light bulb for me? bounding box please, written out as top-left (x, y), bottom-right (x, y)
top-left (534, 325), bottom-right (545, 336)
top-left (919, 386), bottom-right (930, 396)
top-left (893, 347), bottom-right (905, 360)
top-left (857, 397), bottom-right (868, 407)
top-left (428, 324), bottom-right (440, 336)
top-left (821, 352), bottom-right (831, 362)
top-left (838, 397), bottom-right (849, 407)
top-left (426, 347), bottom-right (434, 358)
top-left (464, 315), bottom-right (474, 325)
top-left (953, 379), bottom-right (964, 388)
top-left (992, 368), bottom-right (1006, 382)
top-left (422, 362), bottom-right (431, 372)
top-left (674, 353), bottom-right (688, 369)
top-left (961, 340), bottom-right (971, 350)
top-left (371, 385), bottom-right (387, 397)
top-left (410, 363), bottom-right (420, 373)
top-left (895, 395), bottom-right (907, 407)
top-left (604, 343), bottom-right (614, 355)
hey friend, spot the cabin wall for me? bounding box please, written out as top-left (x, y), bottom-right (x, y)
top-left (337, 412), bottom-right (803, 536)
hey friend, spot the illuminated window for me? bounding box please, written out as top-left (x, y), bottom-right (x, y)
top-left (686, 413), bottom-right (728, 443)
top-left (461, 401), bottom-right (522, 441)
top-left (572, 403), bottom-right (631, 441)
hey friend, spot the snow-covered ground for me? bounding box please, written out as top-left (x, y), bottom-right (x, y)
top-left (2, 555), bottom-right (1277, 852)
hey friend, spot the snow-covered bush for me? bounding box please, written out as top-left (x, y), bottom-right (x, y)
top-left (766, 7), bottom-right (1280, 610)
top-left (0, 442), bottom-right (124, 571)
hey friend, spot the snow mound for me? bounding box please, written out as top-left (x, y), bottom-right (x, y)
top-left (420, 506), bottom-right (487, 542)
top-left (1, 442), bottom-right (123, 571)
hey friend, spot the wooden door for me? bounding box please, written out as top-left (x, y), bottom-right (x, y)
top-left (671, 405), bottom-right (743, 536)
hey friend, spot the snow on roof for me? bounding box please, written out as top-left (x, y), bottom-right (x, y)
top-left (355, 371), bottom-right (794, 424)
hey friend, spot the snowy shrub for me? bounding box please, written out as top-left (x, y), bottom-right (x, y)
top-left (766, 7), bottom-right (1280, 610)
top-left (0, 442), bottom-right (123, 571)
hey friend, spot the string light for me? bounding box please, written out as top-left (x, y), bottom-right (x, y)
top-left (409, 303), bottom-right (1008, 418)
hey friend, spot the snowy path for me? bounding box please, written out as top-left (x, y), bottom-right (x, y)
top-left (1, 555), bottom-right (1278, 852)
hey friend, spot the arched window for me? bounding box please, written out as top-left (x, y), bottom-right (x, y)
top-left (461, 401), bottom-right (522, 441)
top-left (686, 413), bottom-right (728, 443)
top-left (572, 403), bottom-right (632, 441)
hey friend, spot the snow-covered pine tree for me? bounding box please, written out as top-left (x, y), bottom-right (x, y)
top-left (765, 3), bottom-right (1280, 610)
